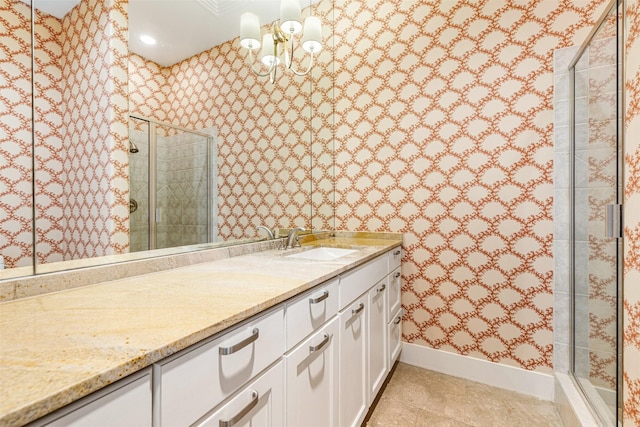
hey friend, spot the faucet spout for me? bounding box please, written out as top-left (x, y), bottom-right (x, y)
top-left (256, 225), bottom-right (274, 240)
top-left (285, 227), bottom-right (305, 249)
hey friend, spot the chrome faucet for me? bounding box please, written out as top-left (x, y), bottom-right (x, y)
top-left (285, 227), bottom-right (305, 249)
top-left (256, 225), bottom-right (274, 240)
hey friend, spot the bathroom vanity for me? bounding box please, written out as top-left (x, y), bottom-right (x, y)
top-left (0, 233), bottom-right (402, 427)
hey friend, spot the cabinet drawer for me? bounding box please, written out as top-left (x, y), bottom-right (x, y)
top-left (285, 317), bottom-right (339, 427)
top-left (388, 308), bottom-right (403, 371)
top-left (197, 361), bottom-right (284, 427)
top-left (285, 278), bottom-right (338, 350)
top-left (29, 370), bottom-right (151, 427)
top-left (157, 308), bottom-right (284, 427)
top-left (388, 267), bottom-right (401, 318)
top-left (339, 255), bottom-right (386, 310)
top-left (389, 247), bottom-right (402, 271)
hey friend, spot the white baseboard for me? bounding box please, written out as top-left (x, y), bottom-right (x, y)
top-left (399, 342), bottom-right (555, 401)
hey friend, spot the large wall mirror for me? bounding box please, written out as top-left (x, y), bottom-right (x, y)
top-left (0, 0), bottom-right (334, 280)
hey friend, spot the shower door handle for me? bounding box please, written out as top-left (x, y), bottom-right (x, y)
top-left (605, 204), bottom-right (623, 239)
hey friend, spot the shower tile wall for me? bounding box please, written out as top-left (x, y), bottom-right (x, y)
top-left (129, 125), bottom-right (149, 252)
top-left (553, 45), bottom-right (580, 376)
top-left (155, 130), bottom-right (211, 248)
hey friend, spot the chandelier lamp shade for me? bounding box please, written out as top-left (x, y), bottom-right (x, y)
top-left (240, 0), bottom-right (322, 83)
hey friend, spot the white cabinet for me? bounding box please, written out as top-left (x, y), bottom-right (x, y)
top-left (28, 369), bottom-right (152, 427)
top-left (388, 308), bottom-right (403, 371)
top-left (156, 307), bottom-right (284, 427)
top-left (388, 268), bottom-right (401, 319)
top-left (338, 293), bottom-right (368, 427)
top-left (285, 318), bottom-right (339, 427)
top-left (368, 278), bottom-right (387, 403)
top-left (197, 361), bottom-right (284, 427)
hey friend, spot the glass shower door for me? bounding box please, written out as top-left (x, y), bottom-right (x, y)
top-left (570, 1), bottom-right (621, 424)
top-left (128, 116), bottom-right (214, 252)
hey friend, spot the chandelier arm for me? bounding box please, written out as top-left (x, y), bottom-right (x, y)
top-left (284, 37), bottom-right (293, 69)
top-left (247, 49), bottom-right (275, 78)
top-left (287, 51), bottom-right (315, 76)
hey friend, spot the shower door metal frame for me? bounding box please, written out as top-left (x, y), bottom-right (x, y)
top-left (129, 114), bottom-right (213, 250)
top-left (567, 0), bottom-right (624, 424)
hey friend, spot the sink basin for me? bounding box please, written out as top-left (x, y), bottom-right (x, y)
top-left (286, 247), bottom-right (357, 261)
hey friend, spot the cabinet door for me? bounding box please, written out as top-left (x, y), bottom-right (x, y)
top-left (389, 247), bottom-right (402, 271)
top-left (338, 294), bottom-right (368, 427)
top-left (285, 317), bottom-right (339, 427)
top-left (388, 268), bottom-right (401, 318)
top-left (30, 370), bottom-right (151, 427)
top-left (388, 308), bottom-right (403, 371)
top-left (368, 280), bottom-right (387, 403)
top-left (197, 361), bottom-right (284, 427)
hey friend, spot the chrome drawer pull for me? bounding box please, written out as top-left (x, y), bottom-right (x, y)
top-left (394, 316), bottom-right (402, 325)
top-left (377, 284), bottom-right (386, 293)
top-left (394, 249), bottom-right (401, 255)
top-left (352, 303), bottom-right (364, 316)
top-left (219, 328), bottom-right (259, 355)
top-left (309, 333), bottom-right (330, 352)
top-left (309, 290), bottom-right (329, 304)
top-left (219, 390), bottom-right (259, 427)
top-left (394, 272), bottom-right (401, 279)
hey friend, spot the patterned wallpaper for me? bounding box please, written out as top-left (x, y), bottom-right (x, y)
top-left (1, 0), bottom-right (129, 267)
top-left (57, 0), bottom-right (129, 259)
top-left (332, 0), bottom-right (602, 373)
top-left (0, 1), bottom-right (34, 269)
top-left (624, 0), bottom-right (640, 423)
top-left (128, 0), bottom-right (335, 240)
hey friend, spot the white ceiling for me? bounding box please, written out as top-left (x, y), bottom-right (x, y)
top-left (31, 0), bottom-right (321, 68)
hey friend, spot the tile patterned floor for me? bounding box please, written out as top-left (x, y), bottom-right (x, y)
top-left (365, 363), bottom-right (563, 427)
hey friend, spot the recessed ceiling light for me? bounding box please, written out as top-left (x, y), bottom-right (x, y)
top-left (139, 34), bottom-right (157, 45)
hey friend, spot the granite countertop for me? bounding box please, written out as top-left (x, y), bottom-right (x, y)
top-left (0, 235), bottom-right (401, 426)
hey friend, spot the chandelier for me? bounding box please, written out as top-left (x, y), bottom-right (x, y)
top-left (240, 0), bottom-right (322, 83)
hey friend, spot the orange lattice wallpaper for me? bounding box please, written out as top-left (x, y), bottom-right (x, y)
top-left (625, 0), bottom-right (640, 423)
top-left (332, 0), bottom-right (603, 373)
top-left (0, 0), bottom-right (33, 269)
top-left (0, 0), bottom-right (129, 267)
top-left (56, 0), bottom-right (129, 259)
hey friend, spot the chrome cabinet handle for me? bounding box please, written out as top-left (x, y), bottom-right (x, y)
top-left (309, 290), bottom-right (329, 304)
top-left (352, 303), bottom-right (364, 316)
top-left (377, 284), bottom-right (386, 293)
top-left (219, 390), bottom-right (259, 427)
top-left (394, 315), bottom-right (402, 325)
top-left (219, 328), bottom-right (259, 356)
top-left (309, 333), bottom-right (330, 352)
top-left (394, 272), bottom-right (401, 279)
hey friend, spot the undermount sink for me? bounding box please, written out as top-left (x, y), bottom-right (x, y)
top-left (285, 247), bottom-right (357, 261)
